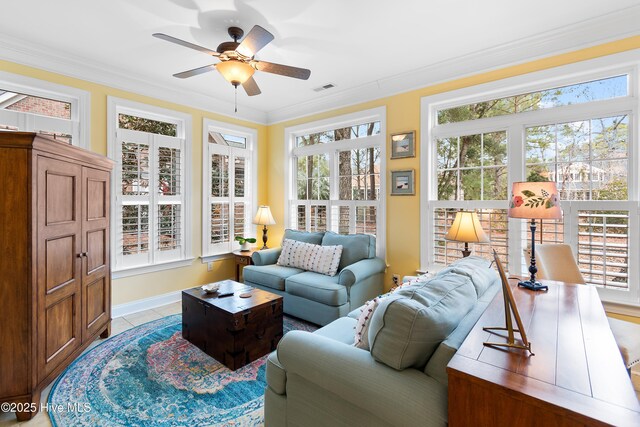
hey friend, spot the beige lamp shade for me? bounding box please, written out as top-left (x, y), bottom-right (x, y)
top-left (508, 181), bottom-right (562, 220)
top-left (444, 211), bottom-right (489, 243)
top-left (253, 205), bottom-right (276, 226)
top-left (216, 60), bottom-right (255, 85)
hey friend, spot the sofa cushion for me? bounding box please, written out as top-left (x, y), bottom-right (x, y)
top-left (243, 264), bottom-right (305, 291)
top-left (283, 229), bottom-right (325, 245)
top-left (321, 232), bottom-right (376, 271)
top-left (436, 255), bottom-right (497, 297)
top-left (277, 239), bottom-right (343, 276)
top-left (285, 272), bottom-right (347, 306)
top-left (367, 274), bottom-right (477, 370)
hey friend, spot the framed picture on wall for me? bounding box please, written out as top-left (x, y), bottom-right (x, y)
top-left (390, 131), bottom-right (416, 159)
top-left (391, 169), bottom-right (415, 195)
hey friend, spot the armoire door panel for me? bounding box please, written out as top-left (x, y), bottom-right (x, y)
top-left (86, 179), bottom-right (106, 220)
top-left (45, 235), bottom-right (76, 294)
top-left (42, 293), bottom-right (80, 379)
top-left (85, 277), bottom-right (107, 333)
top-left (86, 229), bottom-right (106, 274)
top-left (45, 172), bottom-right (76, 225)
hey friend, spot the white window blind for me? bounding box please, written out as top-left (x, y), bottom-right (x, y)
top-left (115, 129), bottom-right (186, 269)
top-left (202, 120), bottom-right (257, 257)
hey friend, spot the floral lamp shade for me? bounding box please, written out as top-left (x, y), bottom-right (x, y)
top-left (508, 182), bottom-right (562, 220)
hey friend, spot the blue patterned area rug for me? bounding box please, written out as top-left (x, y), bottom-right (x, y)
top-left (48, 314), bottom-right (317, 427)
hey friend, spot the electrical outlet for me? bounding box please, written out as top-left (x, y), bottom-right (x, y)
top-left (207, 262), bottom-right (212, 272)
top-left (392, 274), bottom-right (400, 286)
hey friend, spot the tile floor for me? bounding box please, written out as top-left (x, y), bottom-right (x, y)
top-left (0, 300), bottom-right (638, 425)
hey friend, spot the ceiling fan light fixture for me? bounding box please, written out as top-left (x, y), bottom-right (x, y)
top-left (217, 60), bottom-right (255, 86)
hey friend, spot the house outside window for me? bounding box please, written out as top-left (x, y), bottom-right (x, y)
top-left (0, 71), bottom-right (90, 147)
top-left (108, 97), bottom-right (192, 277)
top-left (284, 107), bottom-right (386, 257)
top-left (421, 54), bottom-right (639, 307)
top-left (202, 119), bottom-right (258, 258)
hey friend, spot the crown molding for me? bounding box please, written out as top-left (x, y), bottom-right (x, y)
top-left (266, 5), bottom-right (640, 124)
top-left (0, 34), bottom-right (268, 125)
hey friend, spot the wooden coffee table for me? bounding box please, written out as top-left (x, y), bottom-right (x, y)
top-left (181, 280), bottom-right (283, 370)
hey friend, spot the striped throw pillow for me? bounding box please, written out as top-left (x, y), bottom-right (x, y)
top-left (277, 239), bottom-right (343, 276)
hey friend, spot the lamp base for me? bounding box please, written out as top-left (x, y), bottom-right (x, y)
top-left (517, 280), bottom-right (548, 292)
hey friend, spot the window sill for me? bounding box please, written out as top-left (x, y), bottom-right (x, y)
top-left (200, 253), bottom-right (235, 263)
top-left (602, 300), bottom-right (640, 318)
top-left (112, 258), bottom-right (195, 279)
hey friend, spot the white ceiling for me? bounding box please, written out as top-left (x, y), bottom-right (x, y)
top-left (1, 0), bottom-right (640, 123)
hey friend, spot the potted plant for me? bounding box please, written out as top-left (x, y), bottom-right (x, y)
top-left (235, 236), bottom-right (256, 252)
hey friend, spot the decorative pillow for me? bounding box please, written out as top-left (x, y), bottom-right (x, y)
top-left (277, 239), bottom-right (343, 276)
top-left (353, 298), bottom-right (381, 350)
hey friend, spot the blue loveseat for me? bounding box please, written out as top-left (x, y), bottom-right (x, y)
top-left (243, 229), bottom-right (386, 326)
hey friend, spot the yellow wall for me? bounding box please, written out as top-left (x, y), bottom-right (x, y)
top-left (3, 34), bottom-right (640, 319)
top-left (0, 59), bottom-right (268, 306)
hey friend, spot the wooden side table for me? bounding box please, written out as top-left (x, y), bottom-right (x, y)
top-left (233, 249), bottom-right (257, 282)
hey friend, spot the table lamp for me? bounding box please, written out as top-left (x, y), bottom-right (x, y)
top-left (444, 210), bottom-right (489, 257)
top-left (508, 181), bottom-right (562, 291)
top-left (253, 205), bottom-right (276, 250)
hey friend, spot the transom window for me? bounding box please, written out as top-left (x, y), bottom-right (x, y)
top-left (422, 63), bottom-right (639, 307)
top-left (0, 71), bottom-right (89, 147)
top-left (285, 107), bottom-right (386, 256)
top-left (108, 97), bottom-right (192, 276)
top-left (202, 120), bottom-right (257, 257)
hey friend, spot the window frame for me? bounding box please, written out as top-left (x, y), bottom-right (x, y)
top-left (107, 96), bottom-right (193, 278)
top-left (420, 51), bottom-right (640, 308)
top-left (201, 119), bottom-right (258, 260)
top-left (0, 71), bottom-right (90, 148)
top-left (284, 106), bottom-right (387, 257)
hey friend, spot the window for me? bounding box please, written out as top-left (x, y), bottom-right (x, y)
top-left (0, 71), bottom-right (89, 147)
top-left (421, 58), bottom-right (639, 307)
top-left (108, 97), bottom-right (192, 276)
top-left (202, 119), bottom-right (257, 257)
top-left (285, 107), bottom-right (386, 256)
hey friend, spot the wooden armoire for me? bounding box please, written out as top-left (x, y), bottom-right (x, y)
top-left (0, 132), bottom-right (114, 421)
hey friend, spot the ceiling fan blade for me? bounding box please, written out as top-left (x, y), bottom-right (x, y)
top-left (242, 76), bottom-right (261, 96)
top-left (153, 33), bottom-right (220, 57)
top-left (173, 64), bottom-right (217, 79)
top-left (253, 61), bottom-right (311, 80)
top-left (236, 25), bottom-right (274, 57)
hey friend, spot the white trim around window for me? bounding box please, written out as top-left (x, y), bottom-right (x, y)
top-left (0, 71), bottom-right (90, 148)
top-left (420, 49), bottom-right (640, 307)
top-left (284, 106), bottom-right (387, 258)
top-left (201, 119), bottom-right (258, 260)
top-left (107, 96), bottom-right (193, 277)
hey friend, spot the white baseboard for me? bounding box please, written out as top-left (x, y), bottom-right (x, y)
top-left (112, 290), bottom-right (182, 318)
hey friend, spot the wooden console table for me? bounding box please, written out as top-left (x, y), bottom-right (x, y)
top-left (448, 279), bottom-right (640, 426)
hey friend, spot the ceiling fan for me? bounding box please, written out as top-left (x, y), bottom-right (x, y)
top-left (153, 25), bottom-right (311, 98)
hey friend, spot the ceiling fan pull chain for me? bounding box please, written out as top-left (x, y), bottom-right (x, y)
top-left (235, 85), bottom-right (238, 113)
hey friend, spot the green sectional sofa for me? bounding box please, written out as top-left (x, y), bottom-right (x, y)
top-left (243, 229), bottom-right (386, 326)
top-left (264, 256), bottom-right (501, 426)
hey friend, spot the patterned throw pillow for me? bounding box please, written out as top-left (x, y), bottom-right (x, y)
top-left (353, 297), bottom-right (381, 349)
top-left (277, 239), bottom-right (343, 276)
